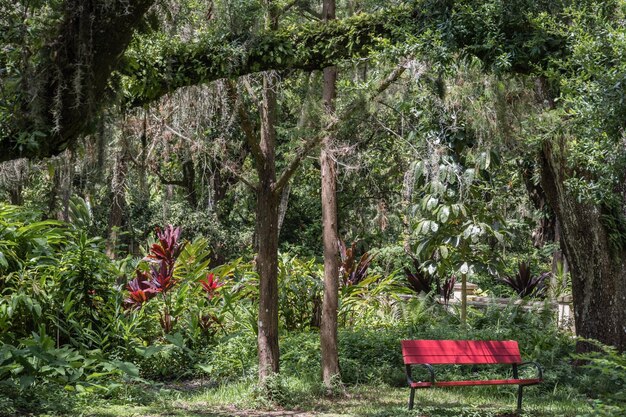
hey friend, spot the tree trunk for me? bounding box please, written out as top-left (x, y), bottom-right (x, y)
top-left (320, 134), bottom-right (341, 387)
top-left (182, 156), bottom-right (197, 208)
top-left (320, 0), bottom-right (341, 389)
top-left (106, 141), bottom-right (128, 259)
top-left (256, 70), bottom-right (281, 381)
top-left (540, 139), bottom-right (626, 352)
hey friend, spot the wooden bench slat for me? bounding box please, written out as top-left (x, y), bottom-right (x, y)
top-left (402, 345), bottom-right (520, 354)
top-left (401, 340), bottom-right (522, 364)
top-left (403, 354), bottom-right (521, 364)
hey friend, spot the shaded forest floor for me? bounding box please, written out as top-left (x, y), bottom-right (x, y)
top-left (80, 383), bottom-right (592, 417)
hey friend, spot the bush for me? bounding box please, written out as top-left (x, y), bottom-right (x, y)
top-left (339, 328), bottom-right (406, 386)
top-left (574, 340), bottom-right (626, 417)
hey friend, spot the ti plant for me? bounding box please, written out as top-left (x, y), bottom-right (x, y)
top-left (501, 262), bottom-right (549, 298)
top-left (199, 272), bottom-right (223, 299)
top-left (338, 239), bottom-right (375, 286)
top-left (441, 275), bottom-right (456, 306)
top-left (123, 270), bottom-right (158, 309)
top-left (404, 258), bottom-right (434, 294)
top-left (146, 225), bottom-right (184, 268)
top-left (123, 225), bottom-right (186, 333)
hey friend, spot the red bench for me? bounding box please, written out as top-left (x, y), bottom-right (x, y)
top-left (401, 340), bottom-right (543, 412)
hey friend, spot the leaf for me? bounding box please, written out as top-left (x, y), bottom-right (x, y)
top-left (439, 206), bottom-right (450, 223)
top-left (110, 360), bottom-right (139, 379)
top-left (415, 239), bottom-right (429, 256)
top-left (426, 197), bottom-right (439, 211)
top-left (19, 375), bottom-right (35, 388)
top-left (439, 245), bottom-right (449, 259)
top-left (135, 345), bottom-right (165, 358)
top-left (165, 332), bottom-right (186, 349)
top-left (196, 364), bottom-right (214, 374)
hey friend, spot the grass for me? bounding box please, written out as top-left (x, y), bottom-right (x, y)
top-left (76, 380), bottom-right (592, 417)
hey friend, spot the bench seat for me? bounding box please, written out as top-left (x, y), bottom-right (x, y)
top-left (401, 340), bottom-right (543, 412)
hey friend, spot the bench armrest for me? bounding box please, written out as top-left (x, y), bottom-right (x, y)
top-left (518, 361), bottom-right (543, 380)
top-left (405, 363), bottom-right (435, 385)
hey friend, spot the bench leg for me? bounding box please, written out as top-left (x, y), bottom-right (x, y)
top-left (517, 385), bottom-right (523, 413)
top-left (408, 388), bottom-right (415, 410)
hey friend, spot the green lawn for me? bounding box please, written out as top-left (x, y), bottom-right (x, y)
top-left (81, 382), bottom-right (592, 417)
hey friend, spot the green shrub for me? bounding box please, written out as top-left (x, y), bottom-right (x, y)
top-left (195, 331), bottom-right (258, 383)
top-left (574, 340), bottom-right (626, 416)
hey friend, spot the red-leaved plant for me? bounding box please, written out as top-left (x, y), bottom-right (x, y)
top-left (124, 225), bottom-right (186, 333)
top-left (441, 275), bottom-right (457, 306)
top-left (146, 225), bottom-right (183, 269)
top-left (404, 258), bottom-right (434, 294)
top-left (123, 270), bottom-right (157, 310)
top-left (199, 272), bottom-right (223, 299)
top-left (501, 262), bottom-right (549, 298)
top-left (338, 239), bottom-right (375, 286)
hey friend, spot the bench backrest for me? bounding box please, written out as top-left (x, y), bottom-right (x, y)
top-left (401, 340), bottom-right (522, 365)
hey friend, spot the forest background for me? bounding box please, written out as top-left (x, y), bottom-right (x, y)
top-left (1, 0), bottom-right (626, 416)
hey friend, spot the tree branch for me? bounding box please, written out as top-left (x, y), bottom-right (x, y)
top-left (224, 164), bottom-right (258, 191)
top-left (121, 4), bottom-right (419, 108)
top-left (1, 0), bottom-right (568, 162)
top-left (226, 81), bottom-right (265, 168)
top-left (274, 61), bottom-right (408, 193)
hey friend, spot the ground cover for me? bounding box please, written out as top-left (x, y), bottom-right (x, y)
top-left (79, 382), bottom-right (590, 417)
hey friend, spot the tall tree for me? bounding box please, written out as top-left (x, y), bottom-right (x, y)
top-left (320, 0), bottom-right (341, 389)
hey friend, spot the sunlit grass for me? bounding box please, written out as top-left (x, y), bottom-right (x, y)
top-left (81, 380), bottom-right (592, 417)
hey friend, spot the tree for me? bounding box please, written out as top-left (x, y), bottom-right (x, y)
top-left (2, 0), bottom-right (565, 161)
top-left (533, 2), bottom-right (626, 350)
top-left (319, 0), bottom-right (341, 389)
top-left (3, 0), bottom-right (625, 353)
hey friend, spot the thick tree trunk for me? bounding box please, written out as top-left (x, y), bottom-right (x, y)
top-left (320, 0), bottom-right (341, 389)
top-left (540, 139), bottom-right (626, 351)
top-left (256, 69), bottom-right (281, 381)
top-left (256, 182), bottom-right (280, 380)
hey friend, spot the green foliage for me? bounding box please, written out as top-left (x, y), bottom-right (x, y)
top-left (0, 204), bottom-right (67, 275)
top-left (535, 0), bottom-right (626, 250)
top-left (408, 145), bottom-right (506, 284)
top-left (573, 340), bottom-right (626, 416)
top-left (0, 205), bottom-right (119, 349)
top-left (277, 253), bottom-right (322, 332)
top-left (339, 270), bottom-right (412, 328)
top-left (0, 329), bottom-right (143, 415)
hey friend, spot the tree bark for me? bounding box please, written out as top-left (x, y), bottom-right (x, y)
top-left (320, 0), bottom-right (341, 390)
top-left (256, 70), bottom-right (281, 381)
top-left (540, 139), bottom-right (626, 351)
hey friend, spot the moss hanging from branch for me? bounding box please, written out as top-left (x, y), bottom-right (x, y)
top-left (1, 0), bottom-right (580, 162)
